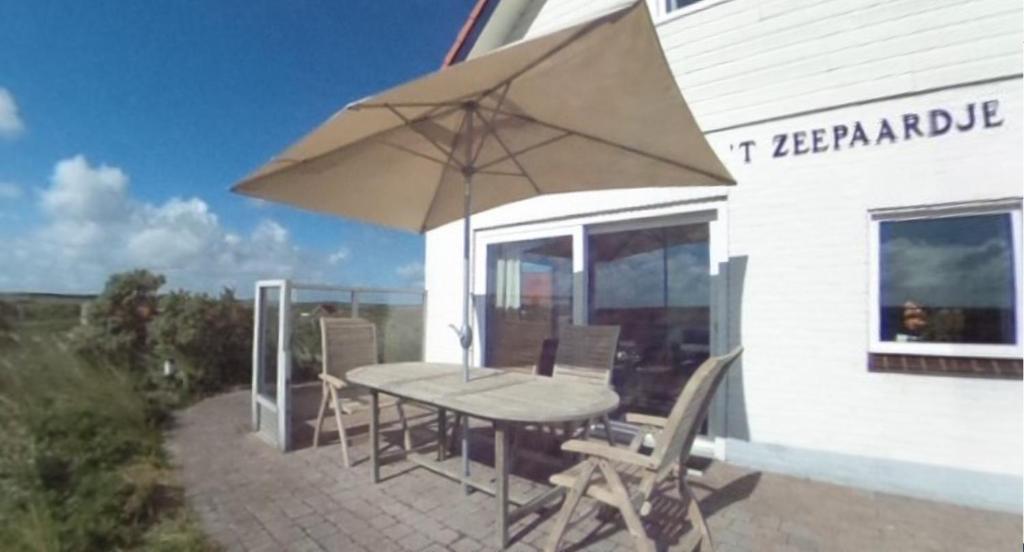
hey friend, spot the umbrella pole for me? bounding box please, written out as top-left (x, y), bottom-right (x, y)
top-left (460, 170), bottom-right (472, 495)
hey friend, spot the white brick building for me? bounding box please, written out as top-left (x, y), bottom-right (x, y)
top-left (424, 0), bottom-right (1023, 512)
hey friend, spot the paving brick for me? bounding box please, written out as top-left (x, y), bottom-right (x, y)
top-left (169, 390), bottom-right (1024, 552)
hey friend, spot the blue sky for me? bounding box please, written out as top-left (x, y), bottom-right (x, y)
top-left (0, 1), bottom-right (476, 294)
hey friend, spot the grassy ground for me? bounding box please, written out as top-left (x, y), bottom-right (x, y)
top-left (0, 302), bottom-right (216, 551)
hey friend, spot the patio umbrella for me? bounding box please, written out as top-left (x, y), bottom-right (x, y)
top-left (232, 0), bottom-right (733, 486)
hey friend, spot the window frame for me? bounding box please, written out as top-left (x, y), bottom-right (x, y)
top-left (867, 200), bottom-right (1023, 359)
top-left (652, 0), bottom-right (732, 25)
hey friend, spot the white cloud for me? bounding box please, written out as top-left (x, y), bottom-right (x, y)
top-left (328, 247), bottom-right (350, 265)
top-left (1, 155), bottom-right (347, 293)
top-left (0, 88), bottom-right (25, 139)
top-left (42, 155), bottom-right (130, 220)
top-left (0, 182), bottom-right (22, 200)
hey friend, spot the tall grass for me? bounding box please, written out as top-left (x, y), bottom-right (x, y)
top-left (0, 317), bottom-right (214, 551)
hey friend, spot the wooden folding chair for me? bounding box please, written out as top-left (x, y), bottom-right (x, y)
top-left (450, 325), bottom-right (621, 458)
top-left (312, 318), bottom-right (412, 467)
top-left (544, 347), bottom-right (743, 552)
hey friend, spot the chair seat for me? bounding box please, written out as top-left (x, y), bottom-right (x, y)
top-left (550, 457), bottom-right (649, 489)
top-left (337, 393), bottom-right (400, 415)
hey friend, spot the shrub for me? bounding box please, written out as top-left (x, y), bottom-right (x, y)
top-left (71, 270), bottom-right (165, 374)
top-left (0, 313), bottom-right (216, 551)
top-left (0, 351), bottom-right (159, 550)
top-left (152, 288), bottom-right (252, 396)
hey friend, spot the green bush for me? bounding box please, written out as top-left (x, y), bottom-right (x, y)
top-left (152, 289), bottom-right (252, 396)
top-left (3, 269), bottom-right (254, 548)
top-left (71, 270), bottom-right (165, 374)
top-left (0, 301), bottom-right (216, 551)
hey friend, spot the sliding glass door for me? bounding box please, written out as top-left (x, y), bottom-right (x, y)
top-left (479, 208), bottom-right (722, 423)
top-left (587, 221), bottom-right (710, 416)
top-left (484, 235), bottom-right (573, 369)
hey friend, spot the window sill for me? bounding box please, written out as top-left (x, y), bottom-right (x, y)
top-left (868, 353), bottom-right (1022, 380)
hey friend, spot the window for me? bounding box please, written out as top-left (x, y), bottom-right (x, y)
top-left (484, 235), bottom-right (573, 369)
top-left (665, 0), bottom-right (703, 13)
top-left (869, 204), bottom-right (1022, 362)
top-left (588, 221), bottom-right (710, 416)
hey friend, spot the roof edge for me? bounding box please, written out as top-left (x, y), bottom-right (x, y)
top-left (442, 0), bottom-right (494, 67)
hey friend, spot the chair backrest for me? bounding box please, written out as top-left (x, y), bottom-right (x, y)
top-left (320, 317), bottom-right (378, 380)
top-left (551, 324), bottom-right (621, 386)
top-left (649, 346), bottom-right (743, 472)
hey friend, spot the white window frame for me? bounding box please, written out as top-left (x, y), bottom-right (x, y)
top-left (867, 200), bottom-right (1023, 359)
top-left (652, 0), bottom-right (732, 25)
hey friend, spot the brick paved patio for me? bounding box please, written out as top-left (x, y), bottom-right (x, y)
top-left (167, 389), bottom-right (1021, 551)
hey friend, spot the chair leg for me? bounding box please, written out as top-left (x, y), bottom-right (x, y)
top-left (601, 414), bottom-right (615, 445)
top-left (598, 460), bottom-right (654, 552)
top-left (313, 382), bottom-right (329, 448)
top-left (544, 460), bottom-right (597, 552)
top-left (449, 413), bottom-right (462, 453)
top-left (395, 400), bottom-right (412, 451)
top-left (328, 386), bottom-right (350, 468)
top-left (679, 478), bottom-right (713, 551)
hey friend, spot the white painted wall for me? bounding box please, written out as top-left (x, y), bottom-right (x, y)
top-left (425, 0), bottom-right (1024, 504)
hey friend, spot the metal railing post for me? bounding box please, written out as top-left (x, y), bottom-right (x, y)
top-left (351, 290), bottom-right (360, 318)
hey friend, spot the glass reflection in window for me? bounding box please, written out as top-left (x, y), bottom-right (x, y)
top-left (879, 213), bottom-right (1016, 345)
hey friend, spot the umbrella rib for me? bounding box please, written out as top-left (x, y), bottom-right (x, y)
top-left (419, 108), bottom-right (473, 233)
top-left (475, 132), bottom-right (572, 171)
top-left (356, 100), bottom-right (467, 109)
top-left (234, 103), bottom-right (468, 188)
top-left (384, 105), bottom-right (465, 170)
top-left (479, 106), bottom-right (735, 185)
top-left (467, 83), bottom-right (511, 168)
top-left (480, 123), bottom-right (542, 195)
top-left (376, 140), bottom-right (461, 169)
top-left (476, 170), bottom-right (527, 177)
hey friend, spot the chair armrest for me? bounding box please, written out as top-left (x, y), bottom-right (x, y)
top-left (561, 439), bottom-right (657, 469)
top-left (318, 373), bottom-right (347, 389)
top-left (624, 413), bottom-right (668, 428)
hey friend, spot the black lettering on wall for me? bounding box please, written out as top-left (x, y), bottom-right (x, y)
top-left (902, 113), bottom-right (923, 140)
top-left (876, 119), bottom-right (896, 144)
top-left (956, 103), bottom-right (976, 131)
top-left (833, 124), bottom-right (848, 151)
top-left (982, 99), bottom-right (1003, 128)
top-left (850, 122), bottom-right (870, 147)
top-left (811, 128), bottom-right (828, 153)
top-left (737, 140), bottom-right (756, 163)
top-left (772, 133), bottom-right (789, 158)
top-left (792, 131), bottom-right (809, 155)
top-left (929, 109), bottom-right (952, 136)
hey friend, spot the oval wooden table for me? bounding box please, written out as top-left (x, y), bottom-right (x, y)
top-left (347, 362), bottom-right (620, 549)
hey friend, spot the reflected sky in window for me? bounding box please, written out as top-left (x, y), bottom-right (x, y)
top-left (880, 214), bottom-right (1014, 309)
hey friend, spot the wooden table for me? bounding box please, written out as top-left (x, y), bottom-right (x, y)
top-left (347, 362), bottom-right (619, 549)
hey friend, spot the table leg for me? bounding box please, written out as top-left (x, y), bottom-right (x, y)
top-left (437, 408), bottom-right (447, 461)
top-left (494, 421), bottom-right (509, 549)
top-left (370, 390), bottom-right (380, 484)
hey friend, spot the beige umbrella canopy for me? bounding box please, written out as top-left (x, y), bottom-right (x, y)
top-left (233, 0), bottom-right (733, 233)
top-left (233, 0), bottom-right (733, 487)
